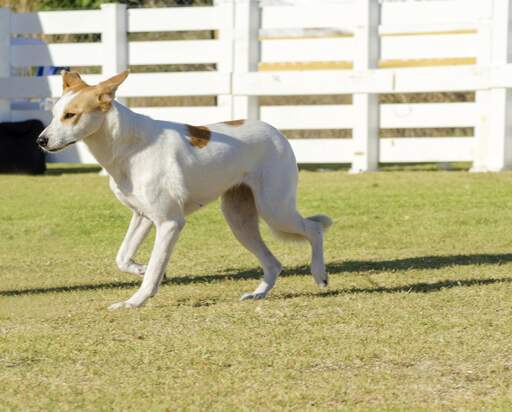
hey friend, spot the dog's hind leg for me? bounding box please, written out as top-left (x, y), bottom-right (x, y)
top-left (250, 160), bottom-right (332, 288)
top-left (221, 184), bottom-right (282, 300)
top-left (260, 205), bottom-right (329, 287)
top-left (116, 212), bottom-right (152, 277)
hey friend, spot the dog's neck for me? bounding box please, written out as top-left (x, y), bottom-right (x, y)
top-left (83, 101), bottom-right (150, 181)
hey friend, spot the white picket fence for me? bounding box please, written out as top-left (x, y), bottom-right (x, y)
top-left (1, 0), bottom-right (512, 171)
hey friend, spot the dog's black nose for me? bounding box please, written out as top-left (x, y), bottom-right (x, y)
top-left (36, 135), bottom-right (48, 147)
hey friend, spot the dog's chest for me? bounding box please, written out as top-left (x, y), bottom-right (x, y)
top-left (109, 176), bottom-right (147, 215)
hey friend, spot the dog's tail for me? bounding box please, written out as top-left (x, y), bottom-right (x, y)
top-left (271, 214), bottom-right (333, 242)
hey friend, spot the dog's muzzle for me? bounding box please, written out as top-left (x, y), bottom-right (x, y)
top-left (36, 130), bottom-right (76, 152)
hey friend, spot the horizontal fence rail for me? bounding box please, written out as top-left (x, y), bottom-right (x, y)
top-left (1, 0), bottom-right (512, 171)
top-left (11, 10), bottom-right (103, 34)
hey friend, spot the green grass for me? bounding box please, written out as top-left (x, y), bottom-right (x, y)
top-left (2, 165), bottom-right (512, 411)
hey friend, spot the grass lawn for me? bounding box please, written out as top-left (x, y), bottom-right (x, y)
top-left (1, 165), bottom-right (512, 411)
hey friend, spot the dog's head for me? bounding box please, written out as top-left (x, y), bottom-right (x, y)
top-left (37, 70), bottom-right (129, 152)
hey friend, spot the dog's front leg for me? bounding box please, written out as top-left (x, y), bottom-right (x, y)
top-left (116, 212), bottom-right (153, 277)
top-left (109, 218), bottom-right (184, 310)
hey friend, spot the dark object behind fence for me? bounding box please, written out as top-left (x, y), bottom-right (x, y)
top-left (0, 120), bottom-right (46, 175)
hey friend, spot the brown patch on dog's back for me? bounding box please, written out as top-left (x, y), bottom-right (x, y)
top-left (186, 125), bottom-right (211, 148)
top-left (223, 119), bottom-right (246, 126)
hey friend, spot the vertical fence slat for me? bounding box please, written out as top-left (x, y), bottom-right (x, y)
top-left (485, 0), bottom-right (512, 171)
top-left (215, 0), bottom-right (235, 120)
top-left (0, 8), bottom-right (11, 122)
top-left (473, 0), bottom-right (512, 171)
top-left (233, 0), bottom-right (260, 120)
top-left (350, 0), bottom-right (380, 173)
top-left (101, 3), bottom-right (128, 105)
top-left (472, 11), bottom-right (492, 172)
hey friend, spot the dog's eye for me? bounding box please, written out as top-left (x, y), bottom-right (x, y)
top-left (64, 112), bottom-right (76, 120)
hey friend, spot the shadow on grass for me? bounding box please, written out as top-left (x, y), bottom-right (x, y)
top-left (0, 280), bottom-right (141, 297)
top-left (277, 277), bottom-right (512, 300)
top-left (2, 253), bottom-right (512, 298)
top-left (336, 253), bottom-right (512, 273)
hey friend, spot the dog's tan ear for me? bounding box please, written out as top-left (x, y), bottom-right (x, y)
top-left (96, 70), bottom-right (129, 112)
top-left (62, 71), bottom-right (87, 92)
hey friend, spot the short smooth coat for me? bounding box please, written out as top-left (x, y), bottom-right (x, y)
top-left (38, 71), bottom-right (331, 309)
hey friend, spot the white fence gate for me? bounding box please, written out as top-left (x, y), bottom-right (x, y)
top-left (1, 0), bottom-right (512, 171)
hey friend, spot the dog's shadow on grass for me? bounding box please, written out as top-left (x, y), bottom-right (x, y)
top-left (2, 253), bottom-right (512, 298)
top-left (278, 276), bottom-right (512, 300)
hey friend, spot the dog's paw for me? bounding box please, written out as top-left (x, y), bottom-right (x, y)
top-left (108, 301), bottom-right (137, 310)
top-left (312, 268), bottom-right (328, 289)
top-left (240, 291), bottom-right (268, 301)
top-left (118, 260), bottom-right (146, 277)
top-left (133, 264), bottom-right (147, 276)
top-left (317, 279), bottom-right (328, 288)
top-left (128, 263), bottom-right (146, 277)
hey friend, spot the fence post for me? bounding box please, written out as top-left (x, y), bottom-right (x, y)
top-left (485, 0), bottom-right (512, 171)
top-left (0, 8), bottom-right (11, 122)
top-left (232, 0), bottom-right (260, 120)
top-left (472, 7), bottom-right (492, 172)
top-left (101, 3), bottom-right (128, 105)
top-left (350, 0), bottom-right (380, 173)
top-left (215, 0), bottom-right (235, 120)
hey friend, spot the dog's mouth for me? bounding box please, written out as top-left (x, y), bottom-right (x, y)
top-left (43, 140), bottom-right (78, 153)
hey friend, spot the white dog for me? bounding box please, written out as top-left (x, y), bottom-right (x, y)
top-left (37, 71), bottom-right (332, 309)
